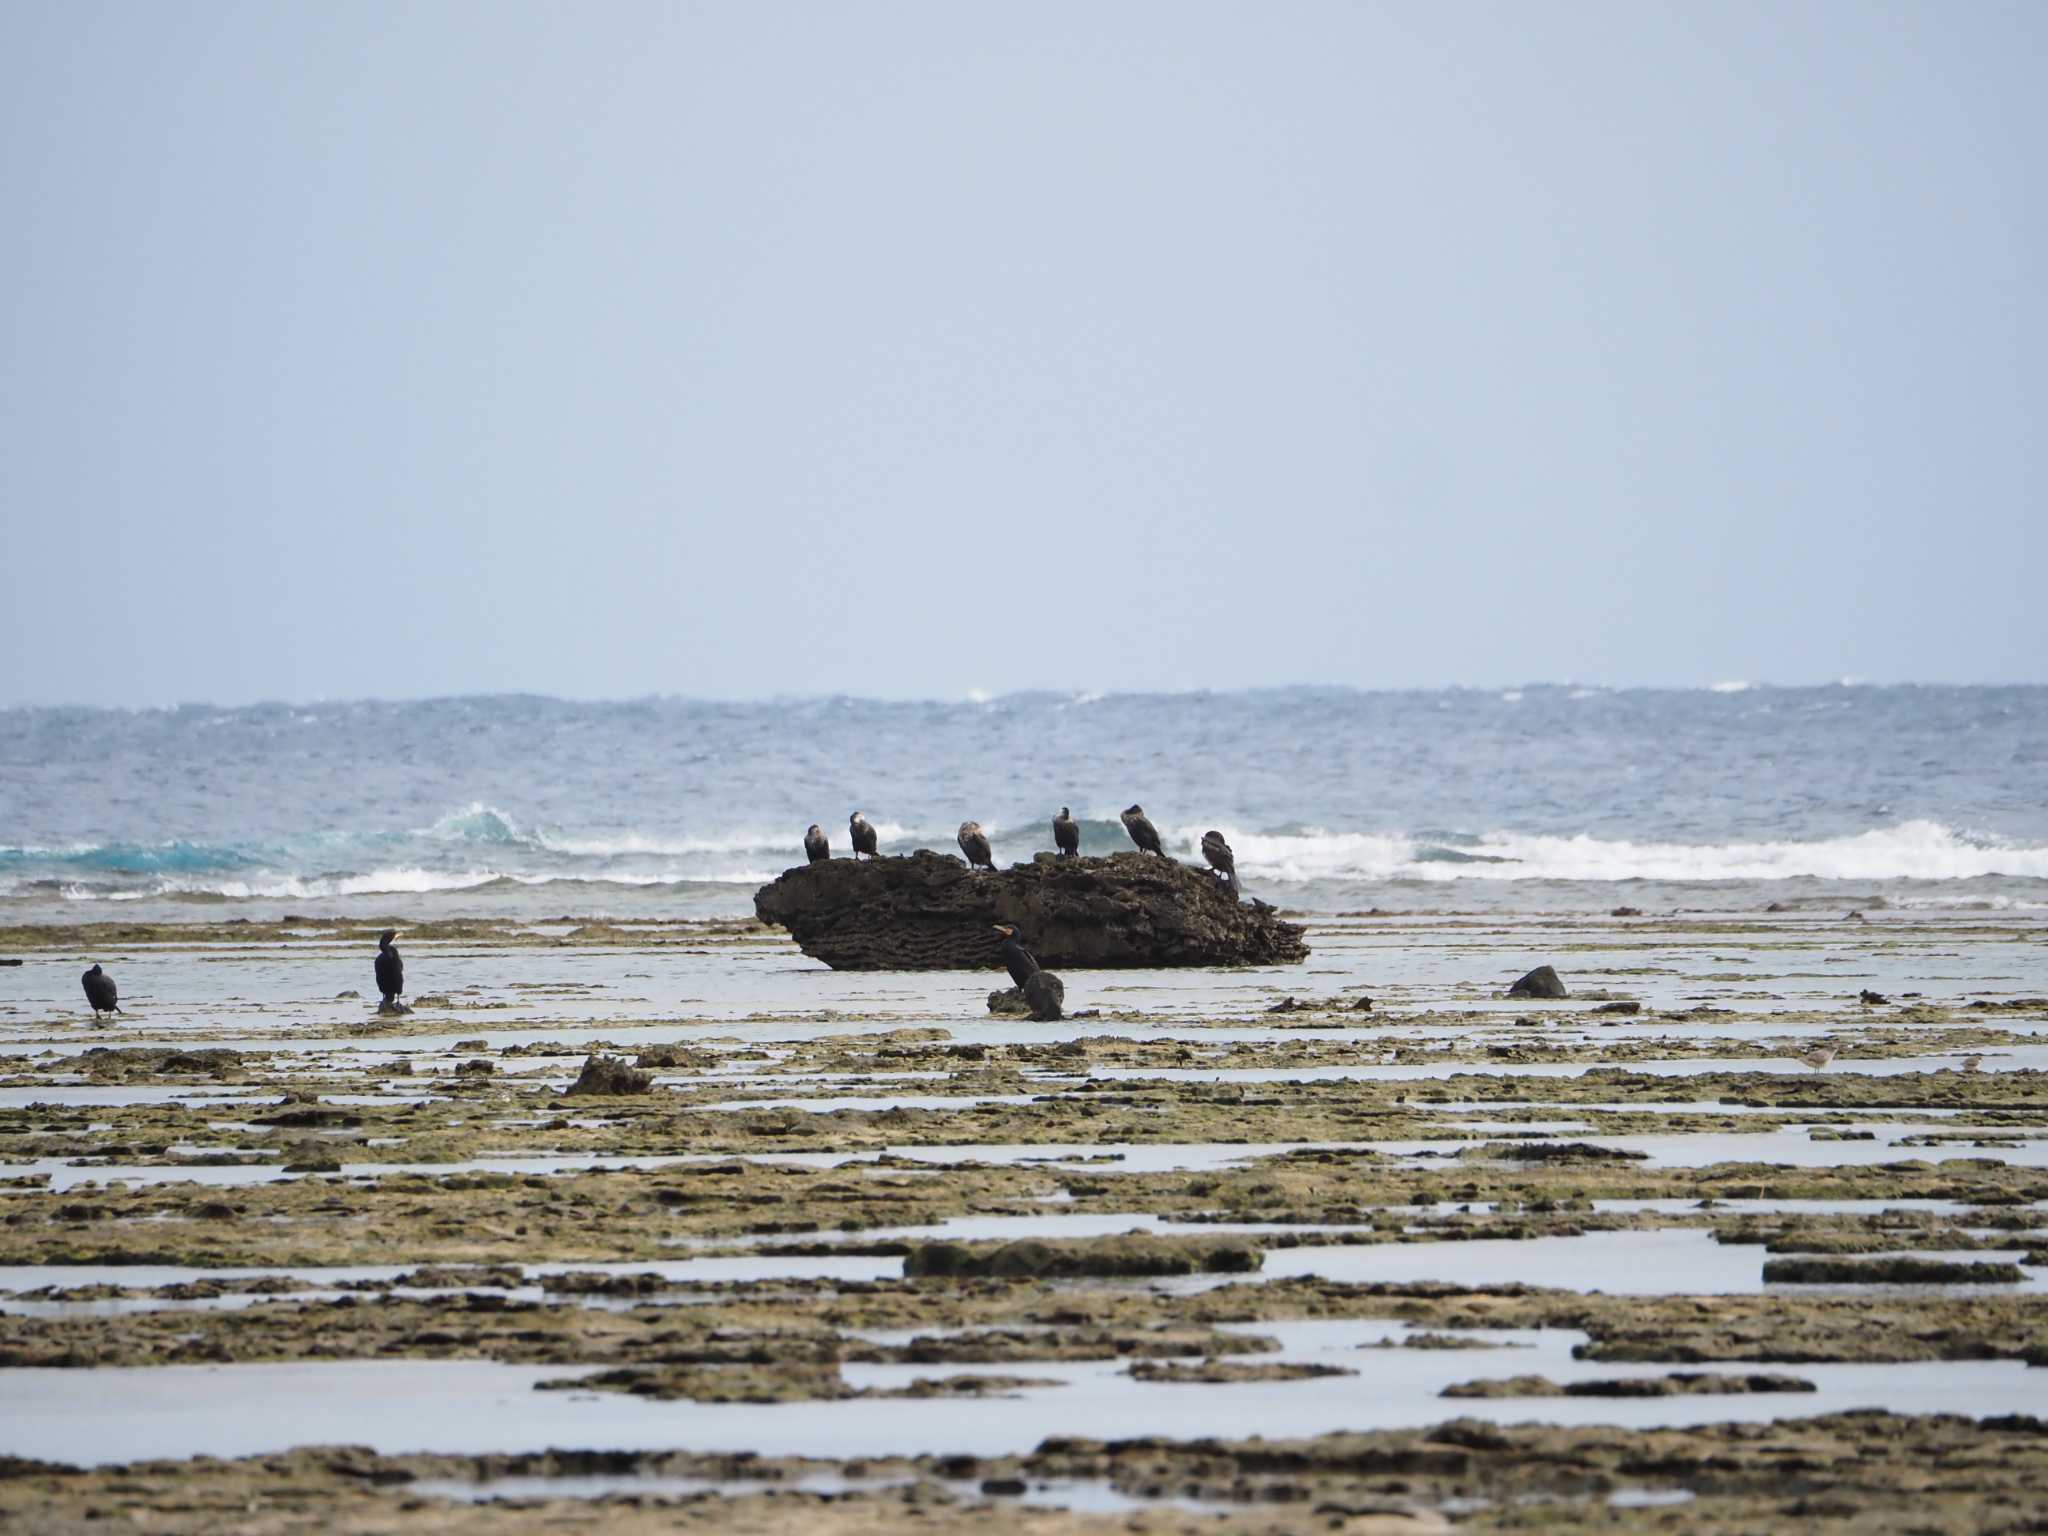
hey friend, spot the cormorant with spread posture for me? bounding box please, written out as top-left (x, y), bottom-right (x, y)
top-left (993, 923), bottom-right (1037, 988)
top-left (804, 824), bottom-right (829, 863)
top-left (1052, 807), bottom-right (1079, 857)
top-left (1201, 830), bottom-right (1242, 896)
top-left (81, 964), bottom-right (120, 1018)
top-left (958, 821), bottom-right (994, 871)
top-left (1121, 804), bottom-right (1165, 857)
top-left (375, 930), bottom-right (404, 1010)
top-left (849, 812), bottom-right (879, 860)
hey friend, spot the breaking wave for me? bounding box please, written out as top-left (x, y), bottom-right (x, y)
top-left (6, 810), bottom-right (2045, 906)
top-left (1158, 819), bottom-right (2048, 884)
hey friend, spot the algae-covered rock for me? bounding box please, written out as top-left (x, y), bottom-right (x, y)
top-left (1763, 1256), bottom-right (2026, 1285)
top-left (1443, 1372), bottom-right (1816, 1399)
top-left (904, 1233), bottom-right (1263, 1279)
top-left (755, 849), bottom-right (1307, 970)
top-left (1129, 1359), bottom-right (1354, 1384)
top-left (564, 1055), bottom-right (652, 1096)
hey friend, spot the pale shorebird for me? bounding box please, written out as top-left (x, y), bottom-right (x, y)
top-left (1961, 1054), bottom-right (1983, 1073)
top-left (1798, 1045), bottom-right (1837, 1071)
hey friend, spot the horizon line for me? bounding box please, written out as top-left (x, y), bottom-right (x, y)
top-left (5, 677), bottom-right (2048, 713)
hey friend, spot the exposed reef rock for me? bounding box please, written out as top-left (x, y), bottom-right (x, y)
top-left (988, 974), bottom-right (1065, 1021)
top-left (1507, 965), bottom-right (1568, 999)
top-left (564, 1054), bottom-right (652, 1096)
top-left (754, 850), bottom-right (1309, 971)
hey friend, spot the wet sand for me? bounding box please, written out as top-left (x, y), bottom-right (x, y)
top-left (0, 908), bottom-right (2043, 1530)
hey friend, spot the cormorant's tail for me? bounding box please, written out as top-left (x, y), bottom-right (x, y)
top-left (1228, 869), bottom-right (1242, 896)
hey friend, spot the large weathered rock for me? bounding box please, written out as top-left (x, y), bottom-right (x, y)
top-left (754, 850), bottom-right (1308, 971)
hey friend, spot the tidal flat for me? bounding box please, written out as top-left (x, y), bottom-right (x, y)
top-left (1, 908), bottom-right (2044, 1532)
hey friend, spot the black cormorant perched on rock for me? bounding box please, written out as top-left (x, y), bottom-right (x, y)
top-left (958, 821), bottom-right (994, 871)
top-left (1121, 804), bottom-right (1165, 857)
top-left (849, 812), bottom-right (879, 860)
top-left (992, 923), bottom-right (1038, 989)
top-left (804, 824), bottom-right (829, 863)
top-left (374, 930), bottom-right (404, 1010)
top-left (1053, 807), bottom-right (1079, 857)
top-left (1201, 830), bottom-right (1242, 896)
top-left (81, 964), bottom-right (120, 1018)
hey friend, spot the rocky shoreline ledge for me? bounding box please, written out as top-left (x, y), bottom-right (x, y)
top-left (753, 850), bottom-right (1310, 970)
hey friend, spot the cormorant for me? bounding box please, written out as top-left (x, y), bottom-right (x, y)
top-left (375, 930), bottom-right (404, 1010)
top-left (849, 812), bottom-right (879, 860)
top-left (1201, 830), bottom-right (1242, 896)
top-left (958, 821), bottom-right (994, 871)
top-left (804, 824), bottom-right (829, 863)
top-left (1052, 807), bottom-right (1079, 857)
top-left (81, 964), bottom-right (120, 1018)
top-left (992, 923), bottom-right (1038, 989)
top-left (1121, 803), bottom-right (1165, 857)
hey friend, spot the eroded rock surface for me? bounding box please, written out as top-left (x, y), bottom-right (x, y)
top-left (754, 850), bottom-right (1308, 970)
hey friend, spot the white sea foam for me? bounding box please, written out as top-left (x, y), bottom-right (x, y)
top-left (1161, 819), bottom-right (2048, 885)
top-left (1707, 680), bottom-right (1754, 693)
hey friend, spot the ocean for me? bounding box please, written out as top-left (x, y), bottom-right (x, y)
top-left (2, 685), bottom-right (2043, 923)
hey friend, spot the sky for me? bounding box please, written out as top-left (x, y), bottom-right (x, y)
top-left (1, 2), bottom-right (2042, 707)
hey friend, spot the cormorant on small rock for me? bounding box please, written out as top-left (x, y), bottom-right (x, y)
top-left (992, 924), bottom-right (1063, 1020)
top-left (804, 824), bottom-right (829, 864)
top-left (374, 930), bottom-right (405, 1012)
top-left (1121, 804), bottom-right (1165, 857)
top-left (992, 923), bottom-right (1038, 989)
top-left (958, 821), bottom-right (994, 871)
top-left (81, 964), bottom-right (120, 1019)
top-left (1201, 830), bottom-right (1242, 896)
top-left (849, 812), bottom-right (879, 860)
top-left (1052, 807), bottom-right (1079, 857)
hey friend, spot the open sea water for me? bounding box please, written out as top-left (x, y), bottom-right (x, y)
top-left (2, 685), bottom-right (2043, 922)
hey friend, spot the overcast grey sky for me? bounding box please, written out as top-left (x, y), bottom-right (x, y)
top-left (2, 2), bottom-right (2041, 706)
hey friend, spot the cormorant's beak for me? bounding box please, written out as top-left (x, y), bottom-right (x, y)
top-left (991, 924), bottom-right (1009, 936)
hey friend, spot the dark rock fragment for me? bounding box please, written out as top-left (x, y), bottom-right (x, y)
top-left (1506, 966), bottom-right (1567, 999)
top-left (565, 1055), bottom-right (653, 1096)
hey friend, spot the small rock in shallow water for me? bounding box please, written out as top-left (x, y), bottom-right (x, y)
top-left (1506, 965), bottom-right (1568, 999)
top-left (1859, 989), bottom-right (1889, 1004)
top-left (565, 1054), bottom-right (653, 1096)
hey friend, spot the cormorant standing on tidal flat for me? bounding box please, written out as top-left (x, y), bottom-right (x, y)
top-left (1121, 804), bottom-right (1165, 857)
top-left (1201, 830), bottom-right (1242, 896)
top-left (81, 964), bottom-right (120, 1018)
top-left (804, 824), bottom-right (829, 863)
top-left (958, 821), bottom-right (994, 871)
top-left (1053, 807), bottom-right (1079, 857)
top-left (849, 812), bottom-right (879, 860)
top-left (993, 923), bottom-right (1037, 989)
top-left (375, 931), bottom-right (404, 1010)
